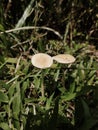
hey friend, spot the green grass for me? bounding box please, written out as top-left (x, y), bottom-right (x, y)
top-left (0, 0), bottom-right (98, 130)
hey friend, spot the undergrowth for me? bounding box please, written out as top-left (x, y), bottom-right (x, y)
top-left (0, 0), bottom-right (98, 130)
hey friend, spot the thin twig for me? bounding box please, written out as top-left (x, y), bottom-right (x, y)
top-left (0, 26), bottom-right (63, 39)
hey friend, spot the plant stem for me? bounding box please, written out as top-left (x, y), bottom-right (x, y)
top-left (41, 70), bottom-right (45, 97)
top-left (8, 102), bottom-right (12, 129)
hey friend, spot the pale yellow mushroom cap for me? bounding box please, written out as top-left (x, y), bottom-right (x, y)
top-left (52, 54), bottom-right (76, 64)
top-left (31, 53), bottom-right (53, 69)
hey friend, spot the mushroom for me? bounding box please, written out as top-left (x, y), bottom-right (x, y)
top-left (52, 54), bottom-right (76, 64)
top-left (31, 53), bottom-right (53, 98)
top-left (31, 53), bottom-right (53, 69)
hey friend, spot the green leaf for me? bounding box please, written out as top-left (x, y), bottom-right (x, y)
top-left (12, 82), bottom-right (21, 129)
top-left (33, 77), bottom-right (40, 89)
top-left (75, 98), bottom-right (97, 130)
top-left (22, 63), bottom-right (30, 74)
top-left (0, 62), bottom-right (7, 69)
top-left (8, 84), bottom-right (15, 99)
top-left (0, 123), bottom-right (10, 130)
top-left (0, 81), bottom-right (10, 90)
top-left (69, 82), bottom-right (75, 93)
top-left (0, 24), bottom-right (4, 31)
top-left (61, 92), bottom-right (76, 101)
top-left (5, 57), bottom-right (18, 64)
top-left (54, 69), bottom-right (60, 81)
top-left (12, 82), bottom-right (21, 113)
top-left (21, 79), bottom-right (29, 99)
top-left (81, 99), bottom-right (91, 119)
top-left (0, 91), bottom-right (8, 103)
top-left (88, 70), bottom-right (96, 85)
top-left (45, 93), bottom-right (54, 110)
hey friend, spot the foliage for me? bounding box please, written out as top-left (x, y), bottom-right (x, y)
top-left (0, 0), bottom-right (98, 130)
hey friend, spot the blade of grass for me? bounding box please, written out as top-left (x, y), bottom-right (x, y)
top-left (15, 0), bottom-right (35, 29)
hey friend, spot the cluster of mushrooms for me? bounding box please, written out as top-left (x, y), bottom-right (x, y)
top-left (31, 53), bottom-right (75, 97)
top-left (31, 53), bottom-right (76, 69)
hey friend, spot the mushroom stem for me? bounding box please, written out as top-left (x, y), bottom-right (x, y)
top-left (41, 70), bottom-right (45, 97)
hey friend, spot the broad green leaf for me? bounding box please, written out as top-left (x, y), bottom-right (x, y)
top-left (79, 99), bottom-right (97, 130)
top-left (61, 92), bottom-right (76, 101)
top-left (0, 123), bottom-right (10, 130)
top-left (81, 99), bottom-right (91, 119)
top-left (5, 57), bottom-right (18, 64)
top-left (0, 91), bottom-right (8, 103)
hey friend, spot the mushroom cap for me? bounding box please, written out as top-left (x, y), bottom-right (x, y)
top-left (53, 54), bottom-right (75, 64)
top-left (31, 53), bottom-right (53, 69)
